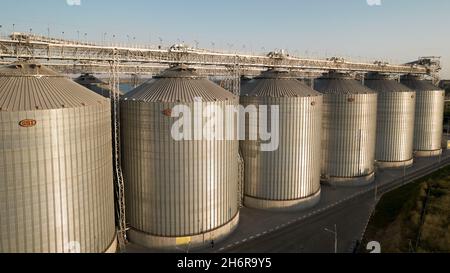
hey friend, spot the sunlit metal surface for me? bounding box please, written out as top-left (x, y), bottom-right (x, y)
top-left (314, 72), bottom-right (377, 184)
top-left (121, 66), bottom-right (239, 242)
top-left (401, 76), bottom-right (445, 155)
top-left (365, 74), bottom-right (416, 167)
top-left (240, 69), bottom-right (322, 209)
top-left (0, 62), bottom-right (116, 253)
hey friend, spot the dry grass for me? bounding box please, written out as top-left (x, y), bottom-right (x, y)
top-left (361, 166), bottom-right (450, 253)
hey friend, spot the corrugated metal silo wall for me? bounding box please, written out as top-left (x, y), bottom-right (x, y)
top-left (121, 100), bottom-right (239, 237)
top-left (321, 93), bottom-right (377, 178)
top-left (376, 91), bottom-right (416, 162)
top-left (0, 105), bottom-right (116, 253)
top-left (414, 91), bottom-right (445, 151)
top-left (240, 96), bottom-right (322, 200)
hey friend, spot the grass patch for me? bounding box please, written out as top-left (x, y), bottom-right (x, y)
top-left (361, 165), bottom-right (450, 253)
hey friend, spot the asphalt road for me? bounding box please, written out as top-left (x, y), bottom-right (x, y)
top-left (223, 193), bottom-right (375, 253)
top-left (218, 154), bottom-right (450, 253)
top-left (125, 151), bottom-right (450, 253)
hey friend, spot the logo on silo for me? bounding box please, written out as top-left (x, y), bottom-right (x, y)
top-left (64, 241), bottom-right (81, 253)
top-left (19, 119), bottom-right (37, 128)
top-left (367, 0), bottom-right (382, 6)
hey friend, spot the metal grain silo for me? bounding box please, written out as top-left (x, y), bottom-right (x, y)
top-left (121, 65), bottom-right (239, 250)
top-left (365, 73), bottom-right (416, 168)
top-left (240, 69), bottom-right (322, 210)
top-left (314, 72), bottom-right (377, 186)
top-left (0, 62), bottom-right (117, 253)
top-left (401, 75), bottom-right (445, 157)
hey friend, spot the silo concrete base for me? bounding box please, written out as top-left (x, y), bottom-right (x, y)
top-left (127, 212), bottom-right (239, 250)
top-left (321, 172), bottom-right (375, 187)
top-left (415, 149), bottom-right (442, 157)
top-left (377, 158), bottom-right (414, 169)
top-left (104, 236), bottom-right (118, 253)
top-left (244, 189), bottom-right (321, 211)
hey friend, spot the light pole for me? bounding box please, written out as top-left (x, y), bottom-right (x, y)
top-left (374, 174), bottom-right (378, 201)
top-left (403, 161), bottom-right (406, 183)
top-left (324, 224), bottom-right (338, 253)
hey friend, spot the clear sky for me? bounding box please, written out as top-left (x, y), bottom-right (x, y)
top-left (1, 0), bottom-right (449, 77)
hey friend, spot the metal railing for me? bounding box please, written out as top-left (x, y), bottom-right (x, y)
top-left (0, 32), bottom-right (437, 77)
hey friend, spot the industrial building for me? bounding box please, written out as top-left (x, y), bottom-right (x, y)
top-left (314, 71), bottom-right (378, 186)
top-left (121, 65), bottom-right (240, 250)
top-left (240, 69), bottom-right (322, 210)
top-left (365, 73), bottom-right (416, 168)
top-left (401, 75), bottom-right (445, 157)
top-left (0, 32), bottom-right (446, 253)
top-left (0, 62), bottom-right (117, 253)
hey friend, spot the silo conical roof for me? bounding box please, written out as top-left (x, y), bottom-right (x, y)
top-left (315, 71), bottom-right (376, 95)
top-left (401, 75), bottom-right (442, 92)
top-left (365, 73), bottom-right (415, 93)
top-left (124, 65), bottom-right (236, 102)
top-left (0, 61), bottom-right (108, 111)
top-left (241, 69), bottom-right (321, 97)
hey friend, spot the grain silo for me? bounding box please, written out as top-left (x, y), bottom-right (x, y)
top-left (0, 62), bottom-right (117, 253)
top-left (121, 65), bottom-right (239, 249)
top-left (365, 73), bottom-right (416, 168)
top-left (401, 75), bottom-right (445, 157)
top-left (240, 69), bottom-right (322, 210)
top-left (314, 71), bottom-right (377, 186)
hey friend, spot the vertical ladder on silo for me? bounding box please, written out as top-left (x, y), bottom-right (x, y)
top-left (109, 48), bottom-right (127, 250)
